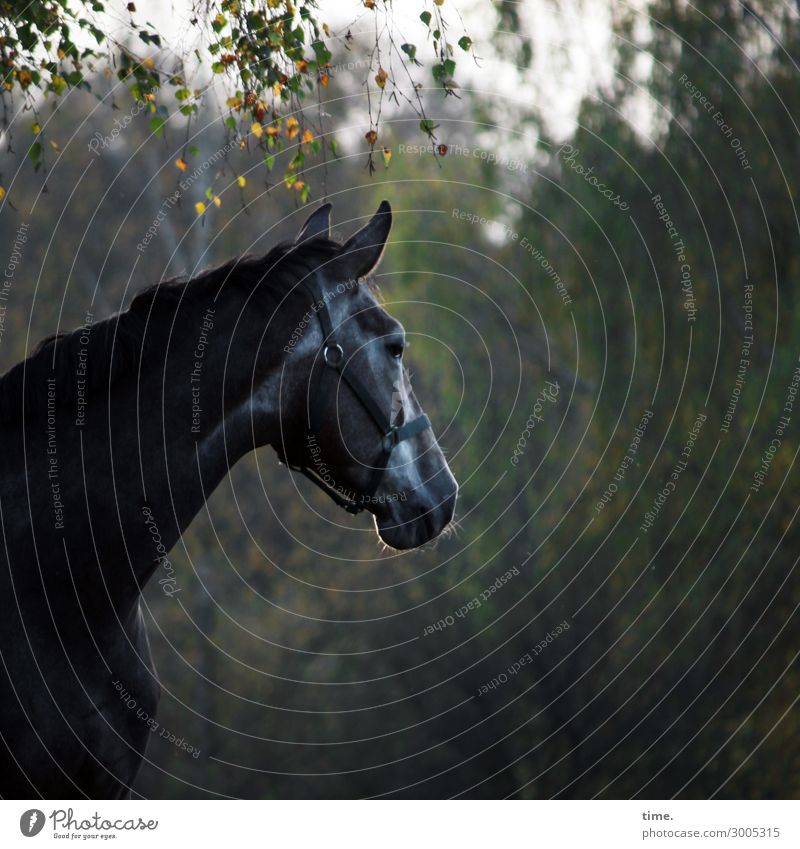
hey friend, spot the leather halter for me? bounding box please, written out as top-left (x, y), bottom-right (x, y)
top-left (276, 277), bottom-right (431, 515)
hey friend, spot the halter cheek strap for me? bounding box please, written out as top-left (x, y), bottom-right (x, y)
top-left (275, 279), bottom-right (431, 515)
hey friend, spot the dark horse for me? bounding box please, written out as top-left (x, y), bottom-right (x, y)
top-left (0, 201), bottom-right (457, 798)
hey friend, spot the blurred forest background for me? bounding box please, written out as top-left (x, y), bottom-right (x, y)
top-left (2, 0), bottom-right (800, 798)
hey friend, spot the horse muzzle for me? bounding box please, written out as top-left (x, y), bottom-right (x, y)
top-left (373, 477), bottom-right (458, 550)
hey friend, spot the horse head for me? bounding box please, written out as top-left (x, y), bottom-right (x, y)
top-left (267, 201), bottom-right (458, 549)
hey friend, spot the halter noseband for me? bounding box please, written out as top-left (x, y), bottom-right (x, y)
top-left (276, 277), bottom-right (432, 515)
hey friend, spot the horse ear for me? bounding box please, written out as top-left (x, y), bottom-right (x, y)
top-left (295, 203), bottom-right (332, 244)
top-left (333, 200), bottom-right (392, 281)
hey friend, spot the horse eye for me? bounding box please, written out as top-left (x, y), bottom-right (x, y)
top-left (387, 341), bottom-right (405, 359)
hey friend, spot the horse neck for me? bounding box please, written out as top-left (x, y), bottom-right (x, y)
top-left (85, 298), bottom-right (285, 616)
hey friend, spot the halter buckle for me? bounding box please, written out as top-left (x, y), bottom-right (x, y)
top-left (323, 343), bottom-right (344, 367)
top-left (382, 426), bottom-right (399, 453)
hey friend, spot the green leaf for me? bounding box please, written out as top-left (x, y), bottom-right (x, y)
top-left (312, 40), bottom-right (332, 65)
top-left (458, 36), bottom-right (472, 51)
top-left (444, 59), bottom-right (456, 78)
top-left (419, 119), bottom-right (439, 135)
top-left (420, 11), bottom-right (431, 26)
top-left (401, 43), bottom-right (420, 66)
top-left (247, 11), bottom-right (265, 30)
top-left (188, 145), bottom-right (200, 157)
top-left (149, 115), bottom-right (166, 137)
top-left (28, 141), bottom-right (42, 163)
top-left (264, 153), bottom-right (275, 171)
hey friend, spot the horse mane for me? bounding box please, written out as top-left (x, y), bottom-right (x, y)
top-left (0, 237), bottom-right (342, 425)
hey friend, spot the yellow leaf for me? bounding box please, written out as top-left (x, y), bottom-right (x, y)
top-left (194, 202), bottom-right (206, 215)
top-left (319, 74), bottom-right (330, 88)
top-left (382, 146), bottom-right (392, 168)
top-left (0, 187), bottom-right (5, 200)
top-left (142, 57), bottom-right (155, 70)
top-left (323, 23), bottom-right (330, 37)
top-left (237, 175), bottom-right (246, 188)
top-left (31, 122), bottom-right (41, 134)
top-left (250, 122), bottom-right (263, 138)
top-left (213, 196), bottom-right (221, 208)
top-left (49, 140), bottom-right (60, 152)
top-left (294, 181), bottom-right (306, 191)
top-left (301, 129), bottom-right (314, 144)
top-left (285, 116), bottom-right (300, 139)
top-left (175, 157), bottom-right (188, 171)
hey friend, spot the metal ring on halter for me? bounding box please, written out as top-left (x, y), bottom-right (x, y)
top-left (323, 343), bottom-right (344, 367)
